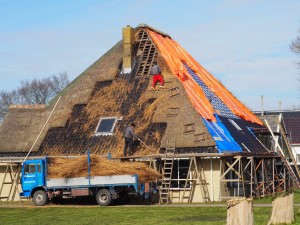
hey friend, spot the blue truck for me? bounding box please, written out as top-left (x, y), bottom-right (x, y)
top-left (20, 155), bottom-right (142, 206)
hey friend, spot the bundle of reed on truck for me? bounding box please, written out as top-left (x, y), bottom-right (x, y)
top-left (47, 155), bottom-right (161, 183)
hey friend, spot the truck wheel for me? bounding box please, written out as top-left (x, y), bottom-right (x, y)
top-left (33, 190), bottom-right (48, 206)
top-left (96, 189), bottom-right (112, 206)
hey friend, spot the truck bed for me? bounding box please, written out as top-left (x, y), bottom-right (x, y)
top-left (47, 175), bottom-right (138, 188)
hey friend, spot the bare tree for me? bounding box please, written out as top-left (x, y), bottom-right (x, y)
top-left (0, 73), bottom-right (69, 122)
top-left (18, 78), bottom-right (53, 104)
top-left (291, 29), bottom-right (300, 55)
top-left (0, 90), bottom-right (22, 120)
top-left (291, 29), bottom-right (300, 100)
top-left (50, 73), bottom-right (69, 95)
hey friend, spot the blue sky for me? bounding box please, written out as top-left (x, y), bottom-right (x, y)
top-left (0, 0), bottom-right (299, 111)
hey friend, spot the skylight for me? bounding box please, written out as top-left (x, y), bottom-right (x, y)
top-left (95, 117), bottom-right (118, 135)
top-left (228, 119), bottom-right (242, 131)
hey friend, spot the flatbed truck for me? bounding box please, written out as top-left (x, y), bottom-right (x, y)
top-left (20, 155), bottom-right (142, 206)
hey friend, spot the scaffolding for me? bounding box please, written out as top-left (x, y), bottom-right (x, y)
top-left (219, 155), bottom-right (288, 200)
top-left (0, 152), bottom-right (292, 204)
top-left (0, 159), bottom-right (22, 201)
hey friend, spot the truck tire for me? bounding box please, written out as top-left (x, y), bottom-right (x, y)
top-left (96, 189), bottom-right (112, 206)
top-left (33, 190), bottom-right (48, 206)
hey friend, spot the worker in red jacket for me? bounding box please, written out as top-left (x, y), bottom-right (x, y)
top-left (150, 62), bottom-right (164, 90)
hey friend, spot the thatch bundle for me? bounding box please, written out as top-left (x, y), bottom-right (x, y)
top-left (47, 155), bottom-right (161, 183)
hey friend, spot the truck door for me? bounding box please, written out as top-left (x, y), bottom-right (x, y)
top-left (36, 161), bottom-right (44, 186)
top-left (22, 161), bottom-right (40, 192)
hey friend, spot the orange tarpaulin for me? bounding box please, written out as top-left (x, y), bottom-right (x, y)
top-left (148, 30), bottom-right (216, 121)
top-left (147, 29), bottom-right (262, 125)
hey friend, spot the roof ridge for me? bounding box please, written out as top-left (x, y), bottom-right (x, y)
top-left (137, 23), bottom-right (171, 38)
top-left (9, 104), bottom-right (46, 109)
top-left (253, 109), bottom-right (300, 113)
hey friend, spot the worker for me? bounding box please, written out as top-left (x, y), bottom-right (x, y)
top-left (123, 122), bottom-right (137, 157)
top-left (150, 62), bottom-right (164, 90)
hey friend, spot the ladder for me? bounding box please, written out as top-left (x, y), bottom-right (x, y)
top-left (159, 141), bottom-right (175, 204)
top-left (276, 150), bottom-right (300, 188)
top-left (278, 123), bottom-right (300, 180)
top-left (181, 157), bottom-right (211, 203)
top-left (264, 119), bottom-right (300, 189)
top-left (136, 29), bottom-right (157, 77)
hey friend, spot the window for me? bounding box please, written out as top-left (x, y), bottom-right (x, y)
top-left (37, 163), bottom-right (41, 173)
top-left (95, 117), bottom-right (118, 135)
top-left (24, 163), bottom-right (36, 174)
top-left (229, 119), bottom-right (242, 131)
top-left (170, 159), bottom-right (190, 189)
top-left (297, 154), bottom-right (300, 164)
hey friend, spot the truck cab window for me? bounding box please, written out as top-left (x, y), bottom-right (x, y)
top-left (37, 163), bottom-right (41, 173)
top-left (24, 163), bottom-right (36, 174)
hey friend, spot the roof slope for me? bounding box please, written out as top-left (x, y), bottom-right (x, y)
top-left (0, 42), bottom-right (123, 153)
top-left (147, 28), bottom-right (262, 125)
top-left (256, 110), bottom-right (300, 144)
top-left (145, 26), bottom-right (266, 154)
top-left (0, 25), bottom-right (269, 156)
top-left (0, 105), bottom-right (48, 153)
top-left (283, 112), bottom-right (300, 144)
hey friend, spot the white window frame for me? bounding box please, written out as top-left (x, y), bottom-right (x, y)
top-left (297, 154), bottom-right (300, 165)
top-left (170, 158), bottom-right (191, 190)
top-left (94, 117), bottom-right (118, 136)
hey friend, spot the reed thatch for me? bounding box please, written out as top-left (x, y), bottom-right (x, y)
top-left (47, 155), bottom-right (161, 183)
top-left (0, 41), bottom-right (123, 154)
top-left (0, 26), bottom-right (216, 157)
top-left (37, 73), bottom-right (168, 157)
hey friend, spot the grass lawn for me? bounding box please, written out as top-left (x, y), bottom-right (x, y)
top-left (253, 190), bottom-right (300, 204)
top-left (1, 191), bottom-right (300, 225)
top-left (0, 206), bottom-right (299, 225)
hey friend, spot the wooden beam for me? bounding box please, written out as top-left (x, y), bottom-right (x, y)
top-left (220, 158), bottom-right (241, 180)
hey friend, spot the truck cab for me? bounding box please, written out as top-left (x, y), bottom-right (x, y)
top-left (20, 159), bottom-right (46, 197)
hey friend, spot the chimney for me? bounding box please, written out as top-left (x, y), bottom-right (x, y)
top-left (122, 25), bottom-right (134, 73)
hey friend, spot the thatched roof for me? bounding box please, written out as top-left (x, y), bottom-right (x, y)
top-left (0, 41), bottom-right (123, 154)
top-left (0, 25), bottom-right (270, 157)
top-left (0, 106), bottom-right (48, 153)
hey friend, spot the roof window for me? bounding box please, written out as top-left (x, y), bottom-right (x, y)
top-left (95, 117), bottom-right (118, 136)
top-left (228, 119), bottom-right (242, 131)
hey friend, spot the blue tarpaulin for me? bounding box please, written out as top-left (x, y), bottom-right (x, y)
top-left (202, 115), bottom-right (242, 153)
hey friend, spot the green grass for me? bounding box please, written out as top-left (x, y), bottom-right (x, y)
top-left (0, 206), bottom-right (299, 225)
top-left (253, 190), bottom-right (300, 204)
top-left (1, 192), bottom-right (300, 225)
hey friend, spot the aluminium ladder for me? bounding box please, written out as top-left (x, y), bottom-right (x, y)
top-left (278, 123), bottom-right (300, 181)
top-left (264, 118), bottom-right (300, 189)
